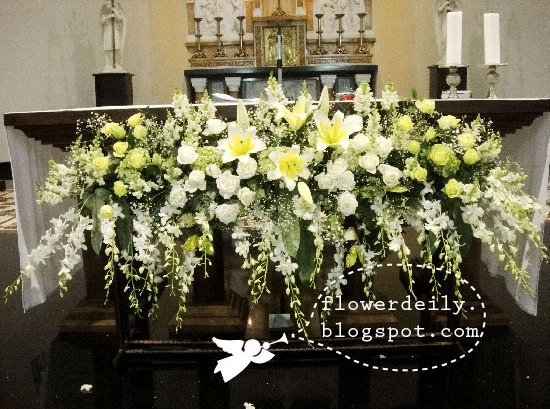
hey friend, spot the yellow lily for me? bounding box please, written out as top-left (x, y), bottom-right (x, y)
top-left (274, 95), bottom-right (313, 131)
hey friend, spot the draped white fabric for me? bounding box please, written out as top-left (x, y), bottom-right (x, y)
top-left (4, 110), bottom-right (550, 314)
top-left (5, 127), bottom-right (77, 311)
top-left (481, 112), bottom-right (550, 315)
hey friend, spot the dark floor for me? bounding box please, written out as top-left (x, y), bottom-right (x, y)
top-left (0, 225), bottom-right (549, 409)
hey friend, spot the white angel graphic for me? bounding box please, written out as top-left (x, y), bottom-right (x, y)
top-left (212, 334), bottom-right (288, 382)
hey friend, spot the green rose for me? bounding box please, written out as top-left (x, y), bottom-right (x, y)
top-left (127, 113), bottom-right (142, 128)
top-left (98, 204), bottom-right (114, 220)
top-left (407, 140), bottom-right (421, 155)
top-left (113, 181), bottom-right (127, 197)
top-left (152, 153), bottom-right (163, 166)
top-left (424, 127), bottom-right (437, 141)
top-left (101, 122), bottom-right (117, 136)
top-left (463, 148), bottom-right (481, 165)
top-left (126, 147), bottom-right (149, 170)
top-left (429, 144), bottom-right (453, 166)
top-left (411, 166), bottom-right (428, 181)
top-left (457, 132), bottom-right (475, 148)
top-left (113, 141), bottom-right (129, 157)
top-left (92, 155), bottom-right (109, 172)
top-left (443, 178), bottom-right (462, 198)
top-left (415, 99), bottom-right (436, 114)
top-left (133, 124), bottom-right (148, 140)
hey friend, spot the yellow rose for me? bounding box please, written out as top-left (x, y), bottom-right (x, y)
top-left (429, 144), bottom-right (453, 166)
top-left (126, 147), bottom-right (149, 170)
top-left (98, 204), bottom-right (114, 220)
top-left (415, 99), bottom-right (436, 114)
top-left (411, 166), bottom-right (428, 181)
top-left (113, 141), bottom-right (129, 157)
top-left (113, 181), bottom-right (127, 197)
top-left (438, 115), bottom-right (460, 130)
top-left (133, 124), bottom-right (148, 140)
top-left (463, 148), bottom-right (481, 165)
top-left (407, 140), bottom-right (421, 155)
top-left (424, 127), bottom-right (437, 141)
top-left (101, 122), bottom-right (117, 136)
top-left (92, 156), bottom-right (109, 172)
top-left (127, 113), bottom-right (143, 128)
top-left (397, 115), bottom-right (414, 132)
top-left (111, 124), bottom-right (126, 139)
top-left (443, 179), bottom-right (462, 198)
top-left (457, 132), bottom-right (475, 148)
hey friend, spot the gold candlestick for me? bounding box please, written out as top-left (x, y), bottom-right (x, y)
top-left (312, 14), bottom-right (327, 55)
top-left (214, 17), bottom-right (226, 58)
top-left (356, 13), bottom-right (369, 54)
top-left (192, 18), bottom-right (206, 58)
top-left (334, 14), bottom-right (347, 54)
top-left (234, 16), bottom-right (248, 57)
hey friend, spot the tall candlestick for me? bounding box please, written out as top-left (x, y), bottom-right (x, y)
top-left (446, 11), bottom-right (462, 66)
top-left (484, 13), bottom-right (500, 65)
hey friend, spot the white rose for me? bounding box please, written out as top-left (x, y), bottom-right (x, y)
top-left (169, 185), bottom-right (187, 206)
top-left (378, 164), bottom-right (403, 187)
top-left (350, 133), bottom-right (370, 152)
top-left (215, 203), bottom-right (240, 224)
top-left (316, 173), bottom-right (336, 191)
top-left (185, 169), bottom-right (206, 192)
top-left (177, 145), bottom-right (198, 165)
top-left (336, 170), bottom-right (355, 191)
top-left (205, 118), bottom-right (227, 135)
top-left (337, 191), bottom-right (358, 216)
top-left (358, 153), bottom-right (379, 174)
top-left (206, 164), bottom-right (221, 178)
top-left (237, 187), bottom-right (256, 207)
top-left (236, 156), bottom-right (258, 179)
top-left (216, 171), bottom-right (240, 199)
top-left (327, 158), bottom-right (348, 176)
top-left (374, 137), bottom-right (393, 158)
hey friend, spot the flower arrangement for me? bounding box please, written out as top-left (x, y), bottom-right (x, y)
top-left (5, 77), bottom-right (546, 336)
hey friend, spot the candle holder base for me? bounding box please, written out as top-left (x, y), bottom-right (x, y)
top-left (484, 63), bottom-right (507, 99)
top-left (439, 65), bottom-right (467, 99)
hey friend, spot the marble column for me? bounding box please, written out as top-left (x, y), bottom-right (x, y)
top-left (320, 74), bottom-right (337, 100)
top-left (190, 77), bottom-right (208, 103)
top-left (225, 77), bottom-right (242, 99)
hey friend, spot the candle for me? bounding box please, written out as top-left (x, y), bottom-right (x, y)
top-left (446, 11), bottom-right (462, 66)
top-left (484, 13), bottom-right (501, 65)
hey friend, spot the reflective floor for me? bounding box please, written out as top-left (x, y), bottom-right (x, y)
top-left (1, 227), bottom-right (549, 409)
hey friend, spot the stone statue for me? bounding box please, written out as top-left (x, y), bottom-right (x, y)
top-left (101, 0), bottom-right (126, 72)
top-left (435, 0), bottom-right (459, 64)
top-left (195, 0), bottom-right (242, 41)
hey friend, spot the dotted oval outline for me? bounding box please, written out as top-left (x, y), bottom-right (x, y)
top-left (290, 263), bottom-right (486, 372)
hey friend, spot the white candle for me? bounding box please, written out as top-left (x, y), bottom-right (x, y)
top-left (484, 13), bottom-right (501, 65)
top-left (446, 11), bottom-right (462, 66)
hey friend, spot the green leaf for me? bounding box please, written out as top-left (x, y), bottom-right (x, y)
top-left (295, 220), bottom-right (316, 284)
top-left (281, 214), bottom-right (300, 258)
top-left (116, 197), bottom-right (134, 255)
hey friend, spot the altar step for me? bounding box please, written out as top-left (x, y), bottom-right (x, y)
top-left (58, 299), bottom-right (118, 333)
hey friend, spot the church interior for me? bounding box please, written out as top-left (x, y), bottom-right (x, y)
top-left (0, 1), bottom-right (549, 408)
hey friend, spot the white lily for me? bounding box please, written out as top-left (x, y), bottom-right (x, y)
top-left (313, 110), bottom-right (363, 151)
top-left (267, 146), bottom-right (311, 191)
top-left (217, 122), bottom-right (266, 163)
top-left (274, 95), bottom-right (313, 131)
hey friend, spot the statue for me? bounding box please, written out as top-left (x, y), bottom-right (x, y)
top-left (101, 0), bottom-right (126, 72)
top-left (435, 0), bottom-right (459, 64)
